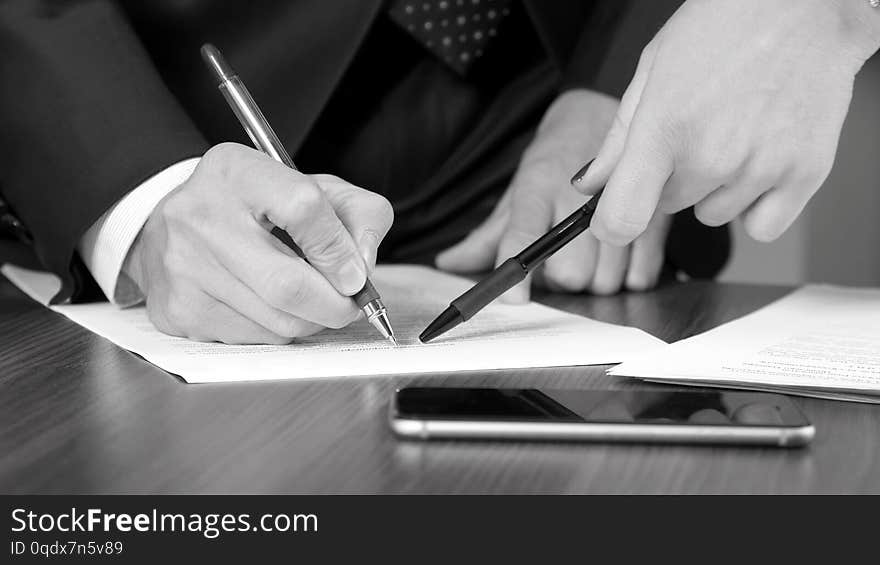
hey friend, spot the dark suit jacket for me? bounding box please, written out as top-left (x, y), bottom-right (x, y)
top-left (0, 0), bottom-right (727, 303)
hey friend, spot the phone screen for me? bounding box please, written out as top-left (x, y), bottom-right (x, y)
top-left (395, 387), bottom-right (811, 428)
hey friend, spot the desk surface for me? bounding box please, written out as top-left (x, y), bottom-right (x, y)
top-left (1, 273), bottom-right (878, 494)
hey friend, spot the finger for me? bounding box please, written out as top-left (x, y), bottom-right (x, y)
top-left (243, 159), bottom-right (367, 296)
top-left (690, 151), bottom-right (779, 227)
top-left (742, 173), bottom-right (822, 242)
top-left (203, 267), bottom-right (325, 338)
top-left (213, 224), bottom-right (361, 328)
top-left (495, 182), bottom-right (556, 305)
top-left (190, 299), bottom-right (296, 345)
top-left (693, 174), bottom-right (775, 227)
top-left (435, 191), bottom-right (512, 273)
top-left (588, 98), bottom-right (675, 246)
top-left (571, 38), bottom-right (658, 194)
top-left (148, 289), bottom-right (293, 345)
top-left (312, 175), bottom-right (394, 273)
top-left (543, 205), bottom-right (600, 293)
top-left (656, 167), bottom-right (726, 215)
top-left (625, 213), bottom-right (671, 291)
top-left (590, 242), bottom-right (630, 296)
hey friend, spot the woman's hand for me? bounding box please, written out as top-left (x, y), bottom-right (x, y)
top-left (573, 0), bottom-right (880, 245)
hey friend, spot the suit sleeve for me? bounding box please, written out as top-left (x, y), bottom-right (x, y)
top-left (0, 0), bottom-right (209, 303)
top-left (78, 158), bottom-right (201, 306)
top-left (562, 0), bottom-right (684, 97)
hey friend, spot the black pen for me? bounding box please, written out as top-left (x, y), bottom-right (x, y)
top-left (200, 44), bottom-right (397, 345)
top-left (420, 187), bottom-right (604, 343)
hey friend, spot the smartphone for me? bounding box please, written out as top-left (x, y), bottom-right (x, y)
top-left (391, 387), bottom-right (814, 447)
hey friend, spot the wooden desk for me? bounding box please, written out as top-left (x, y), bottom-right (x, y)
top-left (1, 273), bottom-right (878, 494)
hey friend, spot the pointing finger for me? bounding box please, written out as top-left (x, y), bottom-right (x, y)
top-left (215, 223), bottom-right (361, 329)
top-left (572, 38), bottom-right (658, 195)
top-left (313, 175), bottom-right (394, 273)
top-left (242, 158), bottom-right (367, 296)
top-left (589, 114), bottom-right (674, 246)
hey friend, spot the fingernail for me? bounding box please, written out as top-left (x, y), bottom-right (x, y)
top-left (570, 158), bottom-right (595, 186)
top-left (358, 229), bottom-right (380, 272)
top-left (338, 259), bottom-right (367, 296)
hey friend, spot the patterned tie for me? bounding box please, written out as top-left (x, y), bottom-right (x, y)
top-left (388, 0), bottom-right (513, 75)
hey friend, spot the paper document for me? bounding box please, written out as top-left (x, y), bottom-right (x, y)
top-left (610, 285), bottom-right (880, 403)
top-left (2, 264), bottom-right (663, 383)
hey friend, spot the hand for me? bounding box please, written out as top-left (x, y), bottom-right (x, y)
top-left (573, 0), bottom-right (880, 245)
top-left (436, 90), bottom-right (672, 301)
top-left (125, 143), bottom-right (394, 344)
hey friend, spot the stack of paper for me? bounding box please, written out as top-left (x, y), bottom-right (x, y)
top-left (610, 285), bottom-right (880, 403)
top-left (2, 264), bottom-right (664, 384)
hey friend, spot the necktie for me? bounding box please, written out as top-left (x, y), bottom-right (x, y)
top-left (388, 0), bottom-right (513, 76)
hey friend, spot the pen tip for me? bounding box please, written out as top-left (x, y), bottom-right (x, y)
top-left (419, 305), bottom-right (463, 343)
top-left (366, 309), bottom-right (397, 345)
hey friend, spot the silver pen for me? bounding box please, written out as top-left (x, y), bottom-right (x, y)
top-left (200, 43), bottom-right (397, 345)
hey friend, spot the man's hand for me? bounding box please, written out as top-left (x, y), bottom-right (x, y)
top-left (124, 143), bottom-right (393, 344)
top-left (436, 89), bottom-right (671, 302)
top-left (572, 0), bottom-right (880, 245)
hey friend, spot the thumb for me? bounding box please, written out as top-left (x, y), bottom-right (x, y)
top-left (571, 37), bottom-right (658, 195)
top-left (436, 192), bottom-right (511, 273)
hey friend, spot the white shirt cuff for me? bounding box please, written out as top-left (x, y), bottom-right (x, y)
top-left (78, 158), bottom-right (201, 306)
